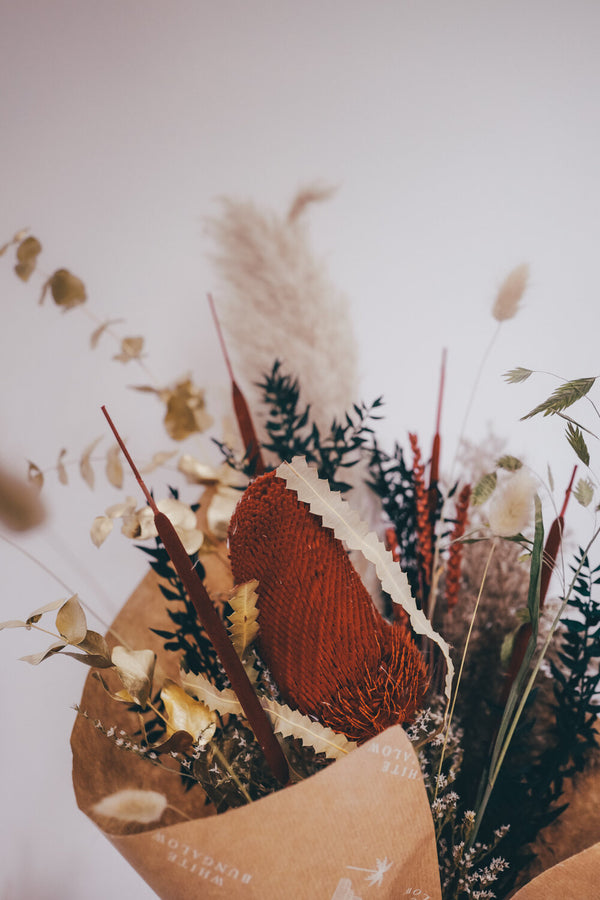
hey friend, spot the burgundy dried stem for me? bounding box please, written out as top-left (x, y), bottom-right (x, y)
top-left (207, 293), bottom-right (265, 475)
top-left (101, 405), bottom-right (289, 786)
top-left (499, 465), bottom-right (577, 707)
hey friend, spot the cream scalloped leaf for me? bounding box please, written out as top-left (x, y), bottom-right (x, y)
top-left (261, 698), bottom-right (356, 760)
top-left (276, 456), bottom-right (454, 702)
top-left (227, 579), bottom-right (260, 658)
top-left (181, 671), bottom-right (244, 716)
top-left (182, 672), bottom-right (355, 760)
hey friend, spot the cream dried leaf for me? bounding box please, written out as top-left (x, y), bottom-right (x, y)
top-left (90, 318), bottom-right (124, 349)
top-left (113, 335), bottom-right (144, 363)
top-left (111, 645), bottom-right (156, 707)
top-left (49, 268), bottom-right (86, 310)
top-left (261, 698), bottom-right (356, 759)
top-left (80, 437), bottom-right (102, 489)
top-left (181, 671), bottom-right (243, 716)
top-left (92, 789), bottom-right (168, 824)
top-left (207, 485), bottom-right (240, 539)
top-left (177, 455), bottom-right (220, 484)
top-left (140, 450), bottom-right (176, 474)
top-left (105, 444), bottom-right (124, 488)
top-left (78, 629), bottom-right (110, 662)
top-left (90, 515), bottom-right (113, 547)
top-left (57, 448), bottom-right (68, 485)
top-left (56, 594), bottom-right (87, 644)
top-left (14, 236), bottom-right (42, 281)
top-left (228, 580), bottom-right (260, 658)
top-left (26, 597), bottom-right (65, 624)
top-left (20, 639), bottom-right (66, 665)
top-left (160, 679), bottom-right (217, 743)
top-left (27, 461), bottom-right (44, 490)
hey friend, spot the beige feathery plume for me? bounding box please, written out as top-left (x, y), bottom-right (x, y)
top-left (492, 262), bottom-right (529, 321)
top-left (206, 186), bottom-right (358, 437)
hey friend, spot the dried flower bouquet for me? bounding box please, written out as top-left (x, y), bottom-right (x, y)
top-left (2, 190), bottom-right (600, 899)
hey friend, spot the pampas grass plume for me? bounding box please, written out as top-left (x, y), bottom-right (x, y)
top-left (492, 262), bottom-right (529, 321)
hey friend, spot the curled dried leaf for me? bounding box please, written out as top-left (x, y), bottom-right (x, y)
top-left (207, 485), bottom-right (241, 539)
top-left (90, 318), bottom-right (124, 349)
top-left (111, 645), bottom-right (156, 707)
top-left (26, 597), bottom-right (65, 624)
top-left (80, 437), bottom-right (102, 489)
top-left (160, 679), bottom-right (217, 743)
top-left (92, 789), bottom-right (168, 824)
top-left (14, 236), bottom-right (42, 281)
top-left (57, 448), bottom-right (68, 485)
top-left (228, 580), bottom-right (260, 658)
top-left (55, 594), bottom-right (87, 644)
top-left (49, 268), bottom-right (86, 310)
top-left (91, 515), bottom-right (114, 547)
top-left (0, 462), bottom-right (45, 530)
top-left (161, 378), bottom-right (214, 441)
top-left (177, 455), bottom-right (220, 484)
top-left (113, 335), bottom-right (144, 363)
top-left (105, 444), bottom-right (123, 488)
top-left (20, 639), bottom-right (66, 665)
top-left (27, 461), bottom-right (44, 491)
top-left (78, 629), bottom-right (111, 662)
top-left (140, 450), bottom-right (177, 474)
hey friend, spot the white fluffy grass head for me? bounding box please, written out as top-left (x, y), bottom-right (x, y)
top-left (492, 262), bottom-right (529, 322)
top-left (487, 468), bottom-right (537, 537)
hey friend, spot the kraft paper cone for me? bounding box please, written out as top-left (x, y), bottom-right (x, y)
top-left (511, 842), bottom-right (600, 900)
top-left (71, 565), bottom-right (442, 898)
top-left (71, 547), bottom-right (600, 897)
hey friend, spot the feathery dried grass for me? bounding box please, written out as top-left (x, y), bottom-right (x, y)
top-left (206, 187), bottom-right (358, 438)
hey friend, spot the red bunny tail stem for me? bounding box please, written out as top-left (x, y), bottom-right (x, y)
top-left (101, 405), bottom-right (288, 786)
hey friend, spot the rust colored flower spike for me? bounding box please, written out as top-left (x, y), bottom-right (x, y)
top-left (101, 406), bottom-right (288, 786)
top-left (409, 433), bottom-right (434, 598)
top-left (228, 471), bottom-right (429, 744)
top-left (207, 293), bottom-right (265, 475)
top-left (445, 483), bottom-right (471, 613)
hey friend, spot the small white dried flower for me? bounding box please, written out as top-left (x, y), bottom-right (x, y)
top-left (492, 262), bottom-right (529, 321)
top-left (487, 468), bottom-right (537, 537)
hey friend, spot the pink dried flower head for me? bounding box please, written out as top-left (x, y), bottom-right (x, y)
top-left (492, 262), bottom-right (529, 322)
top-left (487, 468), bottom-right (537, 537)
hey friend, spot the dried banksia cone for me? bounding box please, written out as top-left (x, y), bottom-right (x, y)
top-left (228, 471), bottom-right (428, 743)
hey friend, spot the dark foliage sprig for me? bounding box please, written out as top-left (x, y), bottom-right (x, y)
top-left (256, 359), bottom-right (383, 492)
top-left (367, 441), bottom-right (421, 604)
top-left (141, 541), bottom-right (229, 688)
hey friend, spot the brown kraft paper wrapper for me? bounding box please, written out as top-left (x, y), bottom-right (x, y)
top-left (71, 565), bottom-right (600, 898)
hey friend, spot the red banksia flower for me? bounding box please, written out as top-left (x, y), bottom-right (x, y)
top-left (228, 471), bottom-right (428, 743)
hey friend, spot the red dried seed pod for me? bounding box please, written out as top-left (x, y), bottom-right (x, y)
top-left (228, 471), bottom-right (429, 743)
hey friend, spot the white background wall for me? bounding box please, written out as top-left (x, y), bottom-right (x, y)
top-left (1, 2), bottom-right (599, 896)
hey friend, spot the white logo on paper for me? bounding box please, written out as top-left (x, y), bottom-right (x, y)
top-left (331, 856), bottom-right (393, 896)
top-left (347, 856), bottom-right (393, 887)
